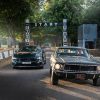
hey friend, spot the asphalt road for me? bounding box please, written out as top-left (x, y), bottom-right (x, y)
top-left (0, 52), bottom-right (100, 100)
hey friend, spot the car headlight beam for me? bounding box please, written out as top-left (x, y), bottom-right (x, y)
top-left (37, 56), bottom-right (41, 60)
top-left (55, 64), bottom-right (60, 70)
top-left (97, 66), bottom-right (100, 71)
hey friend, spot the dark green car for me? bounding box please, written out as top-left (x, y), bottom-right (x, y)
top-left (12, 46), bottom-right (46, 68)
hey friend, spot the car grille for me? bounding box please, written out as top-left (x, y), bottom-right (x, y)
top-left (17, 58), bottom-right (37, 62)
top-left (64, 65), bottom-right (96, 71)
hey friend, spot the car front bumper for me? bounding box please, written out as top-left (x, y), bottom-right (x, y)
top-left (54, 70), bottom-right (100, 79)
top-left (12, 61), bottom-right (43, 67)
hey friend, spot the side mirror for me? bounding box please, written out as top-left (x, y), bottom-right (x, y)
top-left (90, 55), bottom-right (94, 58)
top-left (14, 49), bottom-right (18, 53)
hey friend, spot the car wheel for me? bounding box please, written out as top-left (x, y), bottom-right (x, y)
top-left (44, 60), bottom-right (46, 64)
top-left (40, 65), bottom-right (44, 69)
top-left (50, 68), bottom-right (52, 76)
top-left (93, 78), bottom-right (98, 86)
top-left (51, 71), bottom-right (58, 85)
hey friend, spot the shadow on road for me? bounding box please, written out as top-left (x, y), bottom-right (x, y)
top-left (63, 78), bottom-right (100, 86)
top-left (0, 67), bottom-right (91, 100)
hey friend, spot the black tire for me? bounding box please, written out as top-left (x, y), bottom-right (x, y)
top-left (93, 78), bottom-right (98, 86)
top-left (50, 68), bottom-right (52, 76)
top-left (40, 65), bottom-right (44, 69)
top-left (43, 54), bottom-right (46, 64)
top-left (44, 60), bottom-right (46, 64)
top-left (51, 71), bottom-right (58, 85)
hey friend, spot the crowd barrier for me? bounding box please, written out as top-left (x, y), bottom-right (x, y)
top-left (0, 48), bottom-right (14, 68)
top-left (0, 48), bottom-right (14, 60)
top-left (0, 57), bottom-right (11, 68)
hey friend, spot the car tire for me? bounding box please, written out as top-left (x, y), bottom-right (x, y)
top-left (44, 60), bottom-right (46, 64)
top-left (50, 68), bottom-right (52, 76)
top-left (93, 78), bottom-right (98, 86)
top-left (40, 65), bottom-right (44, 69)
top-left (51, 71), bottom-right (58, 85)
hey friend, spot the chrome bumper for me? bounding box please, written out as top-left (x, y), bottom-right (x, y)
top-left (55, 70), bottom-right (100, 75)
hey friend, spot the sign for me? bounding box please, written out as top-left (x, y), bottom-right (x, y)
top-left (25, 19), bottom-right (30, 45)
top-left (9, 50), bottom-right (14, 56)
top-left (24, 19), bottom-right (68, 46)
top-left (63, 19), bottom-right (67, 31)
top-left (3, 51), bottom-right (9, 58)
top-left (27, 22), bottom-right (59, 27)
top-left (0, 52), bottom-right (3, 59)
top-left (63, 32), bottom-right (67, 42)
top-left (63, 19), bottom-right (68, 46)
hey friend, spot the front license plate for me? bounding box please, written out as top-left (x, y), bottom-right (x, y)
top-left (22, 62), bottom-right (31, 64)
top-left (76, 74), bottom-right (85, 80)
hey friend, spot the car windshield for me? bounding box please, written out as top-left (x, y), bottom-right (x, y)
top-left (57, 48), bottom-right (88, 57)
top-left (19, 46), bottom-right (37, 52)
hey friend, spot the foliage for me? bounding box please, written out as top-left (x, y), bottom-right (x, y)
top-left (0, 0), bottom-right (86, 45)
top-left (0, 0), bottom-right (40, 47)
top-left (83, 0), bottom-right (100, 24)
top-left (37, 0), bottom-right (85, 45)
top-left (0, 0), bottom-right (31, 33)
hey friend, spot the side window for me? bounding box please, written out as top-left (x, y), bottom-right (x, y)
top-left (86, 49), bottom-right (89, 54)
top-left (85, 49), bottom-right (89, 56)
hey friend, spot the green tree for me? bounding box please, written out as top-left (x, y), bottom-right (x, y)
top-left (37, 0), bottom-right (85, 45)
top-left (0, 0), bottom-right (86, 46)
top-left (83, 0), bottom-right (100, 24)
top-left (0, 0), bottom-right (30, 46)
top-left (0, 0), bottom-right (38, 47)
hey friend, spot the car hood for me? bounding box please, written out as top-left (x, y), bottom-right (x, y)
top-left (14, 51), bottom-right (36, 58)
top-left (56, 56), bottom-right (99, 65)
top-left (16, 51), bottom-right (31, 54)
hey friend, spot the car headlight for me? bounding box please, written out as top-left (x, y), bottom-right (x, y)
top-left (54, 63), bottom-right (64, 70)
top-left (37, 56), bottom-right (42, 60)
top-left (36, 53), bottom-right (40, 57)
top-left (97, 66), bottom-right (100, 71)
top-left (36, 54), bottom-right (42, 59)
top-left (55, 64), bottom-right (60, 69)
